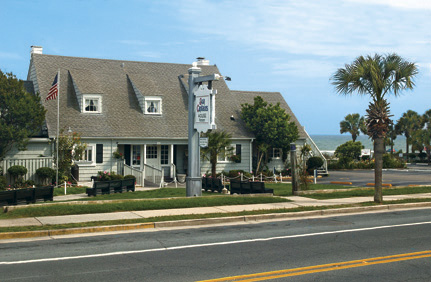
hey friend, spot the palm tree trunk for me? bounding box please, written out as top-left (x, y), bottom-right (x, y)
top-left (374, 137), bottom-right (384, 203)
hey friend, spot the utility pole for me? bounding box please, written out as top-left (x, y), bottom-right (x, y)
top-left (186, 62), bottom-right (219, 197)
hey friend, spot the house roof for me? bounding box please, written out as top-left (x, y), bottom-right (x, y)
top-left (28, 53), bottom-right (305, 140)
top-left (231, 90), bottom-right (307, 139)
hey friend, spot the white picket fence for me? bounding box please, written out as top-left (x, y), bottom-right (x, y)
top-left (1, 157), bottom-right (54, 185)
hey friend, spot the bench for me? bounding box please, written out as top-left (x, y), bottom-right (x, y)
top-left (86, 178), bottom-right (136, 196)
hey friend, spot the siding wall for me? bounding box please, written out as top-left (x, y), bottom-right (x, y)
top-left (75, 139), bottom-right (117, 181)
top-left (200, 139), bottom-right (251, 175)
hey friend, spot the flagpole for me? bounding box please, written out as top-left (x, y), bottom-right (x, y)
top-left (56, 69), bottom-right (60, 188)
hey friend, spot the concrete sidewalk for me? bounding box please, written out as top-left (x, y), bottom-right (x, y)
top-left (2, 193), bottom-right (431, 229)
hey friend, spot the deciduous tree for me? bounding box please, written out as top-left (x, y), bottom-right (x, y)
top-left (0, 70), bottom-right (46, 160)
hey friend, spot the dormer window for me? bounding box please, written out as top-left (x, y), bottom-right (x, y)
top-left (82, 95), bottom-right (102, 113)
top-left (144, 97), bottom-right (162, 115)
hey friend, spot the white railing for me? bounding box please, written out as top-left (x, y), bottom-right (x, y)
top-left (143, 164), bottom-right (164, 188)
top-left (123, 164), bottom-right (144, 186)
top-left (1, 157), bottom-right (53, 185)
top-left (302, 128), bottom-right (328, 174)
top-left (119, 161), bottom-right (164, 188)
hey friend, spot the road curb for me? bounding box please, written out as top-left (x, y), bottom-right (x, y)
top-left (1, 202), bottom-right (431, 240)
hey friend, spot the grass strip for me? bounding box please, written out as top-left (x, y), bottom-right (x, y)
top-left (2, 198), bottom-right (431, 233)
top-left (303, 186), bottom-right (431, 199)
top-left (0, 196), bottom-right (289, 219)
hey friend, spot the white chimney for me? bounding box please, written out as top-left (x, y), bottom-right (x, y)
top-left (31, 46), bottom-right (43, 54)
top-left (196, 57), bottom-right (209, 66)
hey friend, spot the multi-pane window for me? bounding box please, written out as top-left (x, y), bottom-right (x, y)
top-left (83, 147), bottom-right (93, 162)
top-left (132, 145), bottom-right (141, 166)
top-left (271, 148), bottom-right (282, 159)
top-left (145, 98), bottom-right (162, 115)
top-left (146, 145), bottom-right (157, 159)
top-left (83, 96), bottom-right (102, 113)
top-left (217, 147), bottom-right (228, 162)
top-left (161, 145), bottom-right (169, 165)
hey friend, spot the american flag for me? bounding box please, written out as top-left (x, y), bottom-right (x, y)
top-left (45, 73), bottom-right (58, 101)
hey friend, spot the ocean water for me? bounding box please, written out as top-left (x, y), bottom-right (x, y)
top-left (310, 134), bottom-right (407, 152)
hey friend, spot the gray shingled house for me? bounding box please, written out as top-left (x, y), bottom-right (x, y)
top-left (7, 46), bottom-right (325, 183)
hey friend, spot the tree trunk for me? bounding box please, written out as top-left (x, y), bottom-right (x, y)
top-left (374, 137), bottom-right (384, 203)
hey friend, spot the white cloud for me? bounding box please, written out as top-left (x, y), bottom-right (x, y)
top-left (272, 59), bottom-right (338, 77)
top-left (175, 0), bottom-right (431, 60)
top-left (345, 0), bottom-right (431, 10)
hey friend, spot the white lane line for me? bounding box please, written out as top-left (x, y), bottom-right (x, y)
top-left (2, 220), bottom-right (431, 265)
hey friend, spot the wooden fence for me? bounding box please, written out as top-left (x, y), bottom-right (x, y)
top-left (1, 157), bottom-right (53, 185)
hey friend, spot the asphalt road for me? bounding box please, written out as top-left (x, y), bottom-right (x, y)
top-left (319, 164), bottom-right (431, 187)
top-left (1, 208), bottom-right (431, 281)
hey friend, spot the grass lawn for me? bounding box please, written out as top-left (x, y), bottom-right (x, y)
top-left (304, 186), bottom-right (431, 199)
top-left (266, 183), bottom-right (353, 196)
top-left (0, 196), bottom-right (290, 220)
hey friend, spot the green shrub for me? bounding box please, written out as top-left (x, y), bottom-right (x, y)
top-left (97, 171), bottom-right (123, 181)
top-left (0, 175), bottom-right (6, 191)
top-left (36, 167), bottom-right (55, 185)
top-left (8, 165), bottom-right (28, 177)
top-left (124, 175), bottom-right (136, 180)
top-left (8, 165), bottom-right (28, 187)
top-left (383, 154), bottom-right (406, 168)
top-left (335, 141), bottom-right (364, 163)
top-left (307, 157), bottom-right (324, 170)
top-left (226, 170), bottom-right (252, 178)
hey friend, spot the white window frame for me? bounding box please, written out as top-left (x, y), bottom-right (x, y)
top-left (132, 145), bottom-right (141, 167)
top-left (82, 95), bottom-right (102, 114)
top-left (144, 97), bottom-right (162, 115)
top-left (217, 147), bottom-right (230, 163)
top-left (271, 148), bottom-right (282, 159)
top-left (75, 145), bottom-right (95, 166)
top-left (146, 145), bottom-right (158, 159)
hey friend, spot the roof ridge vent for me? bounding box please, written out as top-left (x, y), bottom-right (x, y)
top-left (196, 57), bottom-right (209, 66)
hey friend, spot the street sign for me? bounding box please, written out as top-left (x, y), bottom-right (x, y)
top-left (194, 84), bottom-right (216, 133)
top-left (199, 137), bottom-right (208, 148)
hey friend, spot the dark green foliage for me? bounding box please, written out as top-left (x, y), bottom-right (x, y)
top-left (7, 165), bottom-right (28, 188)
top-left (36, 167), bottom-right (55, 184)
top-left (0, 70), bottom-right (46, 161)
top-left (335, 141), bottom-right (364, 163)
top-left (241, 96), bottom-right (299, 172)
top-left (382, 154), bottom-right (406, 168)
top-left (307, 157), bottom-right (324, 170)
top-left (200, 130), bottom-right (233, 177)
top-left (124, 175), bottom-right (136, 180)
top-left (226, 170), bottom-right (252, 178)
top-left (96, 171), bottom-right (123, 181)
top-left (7, 165), bottom-right (27, 177)
top-left (0, 175), bottom-right (6, 190)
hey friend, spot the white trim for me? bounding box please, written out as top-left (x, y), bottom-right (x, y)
top-left (82, 94), bottom-right (102, 113)
top-left (144, 96), bottom-right (162, 115)
top-left (75, 144), bottom-right (95, 166)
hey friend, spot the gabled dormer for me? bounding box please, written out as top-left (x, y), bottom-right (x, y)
top-left (69, 69), bottom-right (104, 114)
top-left (127, 74), bottom-right (163, 115)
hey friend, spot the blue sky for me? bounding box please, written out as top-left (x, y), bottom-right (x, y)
top-left (1, 0), bottom-right (430, 135)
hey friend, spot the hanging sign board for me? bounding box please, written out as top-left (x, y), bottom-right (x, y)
top-left (199, 137), bottom-right (208, 148)
top-left (194, 85), bottom-right (216, 133)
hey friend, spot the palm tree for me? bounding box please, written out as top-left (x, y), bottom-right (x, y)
top-left (395, 110), bottom-right (421, 161)
top-left (340, 113), bottom-right (366, 142)
top-left (385, 124), bottom-right (397, 155)
top-left (200, 130), bottom-right (233, 178)
top-left (331, 53), bottom-right (418, 203)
